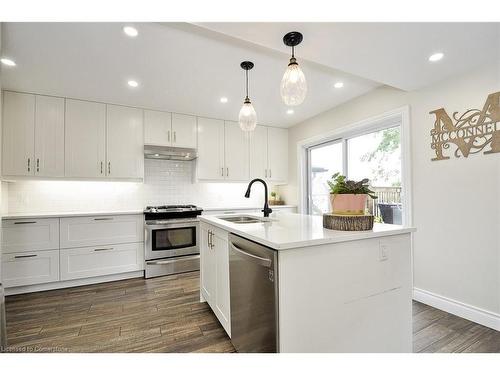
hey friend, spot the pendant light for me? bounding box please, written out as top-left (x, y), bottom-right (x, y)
top-left (238, 61), bottom-right (257, 132)
top-left (280, 31), bottom-right (307, 106)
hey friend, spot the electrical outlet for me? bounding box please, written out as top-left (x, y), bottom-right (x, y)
top-left (379, 242), bottom-right (389, 261)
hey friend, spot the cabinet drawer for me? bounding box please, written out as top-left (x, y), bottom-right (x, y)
top-left (60, 242), bottom-right (144, 281)
top-left (60, 215), bottom-right (143, 249)
top-left (1, 250), bottom-right (60, 287)
top-left (1, 218), bottom-right (59, 254)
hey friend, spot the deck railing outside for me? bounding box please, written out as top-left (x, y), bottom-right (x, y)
top-left (368, 186), bottom-right (402, 218)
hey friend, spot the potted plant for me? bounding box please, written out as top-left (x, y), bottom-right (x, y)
top-left (327, 173), bottom-right (377, 215)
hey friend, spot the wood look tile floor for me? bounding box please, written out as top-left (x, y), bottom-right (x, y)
top-left (4, 272), bottom-right (500, 353)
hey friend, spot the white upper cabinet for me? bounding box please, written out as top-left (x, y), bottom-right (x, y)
top-left (172, 113), bottom-right (197, 149)
top-left (34, 95), bottom-right (65, 177)
top-left (224, 121), bottom-right (249, 181)
top-left (267, 127), bottom-right (288, 183)
top-left (65, 99), bottom-right (106, 178)
top-left (2, 91), bottom-right (35, 176)
top-left (249, 125), bottom-right (268, 180)
top-left (2, 92), bottom-right (65, 178)
top-left (197, 117), bottom-right (225, 180)
top-left (106, 105), bottom-right (144, 179)
top-left (144, 109), bottom-right (171, 146)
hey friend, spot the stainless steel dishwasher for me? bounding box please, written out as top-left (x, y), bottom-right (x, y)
top-left (228, 233), bottom-right (278, 353)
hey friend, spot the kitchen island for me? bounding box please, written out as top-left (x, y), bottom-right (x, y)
top-left (199, 212), bottom-right (416, 353)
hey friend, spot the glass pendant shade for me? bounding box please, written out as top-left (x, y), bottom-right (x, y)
top-left (239, 99), bottom-right (257, 132)
top-left (280, 58), bottom-right (307, 106)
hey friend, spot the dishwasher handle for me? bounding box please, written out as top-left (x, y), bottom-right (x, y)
top-left (230, 242), bottom-right (272, 268)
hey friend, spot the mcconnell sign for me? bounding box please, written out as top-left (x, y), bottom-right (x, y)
top-left (430, 91), bottom-right (500, 161)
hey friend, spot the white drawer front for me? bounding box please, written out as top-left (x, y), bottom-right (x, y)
top-left (60, 215), bottom-right (143, 249)
top-left (1, 250), bottom-right (60, 287)
top-left (60, 242), bottom-right (144, 281)
top-left (1, 218), bottom-right (59, 254)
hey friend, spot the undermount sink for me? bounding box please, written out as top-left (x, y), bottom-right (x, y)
top-left (217, 215), bottom-right (266, 224)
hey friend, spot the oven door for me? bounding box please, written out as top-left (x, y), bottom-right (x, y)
top-left (145, 220), bottom-right (199, 261)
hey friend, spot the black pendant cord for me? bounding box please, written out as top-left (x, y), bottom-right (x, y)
top-left (291, 45), bottom-right (295, 59)
top-left (245, 69), bottom-right (249, 100)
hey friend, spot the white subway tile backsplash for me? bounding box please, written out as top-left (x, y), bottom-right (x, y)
top-left (4, 159), bottom-right (266, 214)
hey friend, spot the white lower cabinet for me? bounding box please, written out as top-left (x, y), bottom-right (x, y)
top-left (60, 242), bottom-right (144, 281)
top-left (1, 250), bottom-right (60, 288)
top-left (60, 215), bottom-right (143, 249)
top-left (200, 222), bottom-right (231, 337)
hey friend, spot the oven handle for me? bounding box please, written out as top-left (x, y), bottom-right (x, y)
top-left (146, 254), bottom-right (200, 266)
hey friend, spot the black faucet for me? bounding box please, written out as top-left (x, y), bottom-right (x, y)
top-left (245, 178), bottom-right (273, 217)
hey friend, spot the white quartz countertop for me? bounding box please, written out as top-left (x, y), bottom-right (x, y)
top-left (200, 212), bottom-right (416, 250)
top-left (1, 210), bottom-right (144, 219)
top-left (0, 205), bottom-right (297, 220)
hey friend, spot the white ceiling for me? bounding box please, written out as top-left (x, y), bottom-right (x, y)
top-left (0, 22), bottom-right (378, 127)
top-left (1, 23), bottom-right (497, 128)
top-left (197, 22), bottom-right (500, 91)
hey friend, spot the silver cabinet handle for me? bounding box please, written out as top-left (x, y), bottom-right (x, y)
top-left (221, 167), bottom-right (224, 177)
top-left (173, 131), bottom-right (176, 143)
top-left (265, 169), bottom-right (267, 178)
top-left (27, 158), bottom-right (31, 172)
top-left (94, 247), bottom-right (113, 252)
top-left (226, 167), bottom-right (229, 177)
top-left (230, 243), bottom-right (272, 268)
top-left (208, 230), bottom-right (212, 249)
top-left (100, 161), bottom-right (103, 174)
top-left (269, 169), bottom-right (272, 178)
top-left (14, 221), bottom-right (36, 225)
top-left (94, 217), bottom-right (113, 221)
top-left (108, 162), bottom-right (111, 175)
top-left (36, 158), bottom-right (40, 173)
top-left (168, 130), bottom-right (171, 142)
top-left (14, 254), bottom-right (37, 259)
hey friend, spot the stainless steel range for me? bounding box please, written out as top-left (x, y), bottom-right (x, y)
top-left (144, 205), bottom-right (203, 278)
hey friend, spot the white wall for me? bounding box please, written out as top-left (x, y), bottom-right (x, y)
top-left (283, 62), bottom-right (500, 319)
top-left (3, 159), bottom-right (269, 213)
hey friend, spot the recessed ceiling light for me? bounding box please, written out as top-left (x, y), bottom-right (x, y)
top-left (334, 82), bottom-right (344, 89)
top-left (428, 52), bottom-right (444, 62)
top-left (127, 80), bottom-right (139, 88)
top-left (123, 26), bottom-right (138, 37)
top-left (1, 58), bottom-right (16, 66)
top-left (220, 97), bottom-right (228, 103)
top-left (286, 109), bottom-right (294, 115)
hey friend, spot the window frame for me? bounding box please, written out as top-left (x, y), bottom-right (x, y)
top-left (298, 106), bottom-right (412, 226)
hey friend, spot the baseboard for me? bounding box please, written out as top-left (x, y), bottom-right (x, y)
top-left (413, 288), bottom-right (500, 331)
top-left (5, 271), bottom-right (144, 296)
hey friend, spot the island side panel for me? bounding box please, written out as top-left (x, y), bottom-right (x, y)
top-left (278, 233), bottom-right (412, 353)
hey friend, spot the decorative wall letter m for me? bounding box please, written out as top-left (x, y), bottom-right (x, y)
top-left (430, 91), bottom-right (500, 161)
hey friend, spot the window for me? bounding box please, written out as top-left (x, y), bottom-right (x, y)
top-left (305, 121), bottom-right (404, 225)
top-left (307, 141), bottom-right (343, 214)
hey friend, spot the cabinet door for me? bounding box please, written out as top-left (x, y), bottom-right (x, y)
top-left (214, 232), bottom-right (231, 336)
top-left (267, 127), bottom-right (288, 183)
top-left (1, 250), bottom-right (60, 288)
top-left (224, 121), bottom-right (249, 181)
top-left (200, 226), bottom-right (215, 303)
top-left (249, 125), bottom-right (268, 179)
top-left (197, 117), bottom-right (224, 180)
top-left (106, 105), bottom-right (144, 179)
top-left (59, 215), bottom-right (143, 249)
top-left (171, 113), bottom-right (197, 149)
top-left (1, 218), bottom-right (60, 254)
top-left (65, 99), bottom-right (106, 178)
top-left (60, 243), bottom-right (143, 281)
top-left (2, 91), bottom-right (35, 176)
top-left (144, 109), bottom-right (171, 146)
top-left (34, 95), bottom-right (65, 177)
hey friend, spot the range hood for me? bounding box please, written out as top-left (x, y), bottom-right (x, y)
top-left (144, 145), bottom-right (198, 161)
